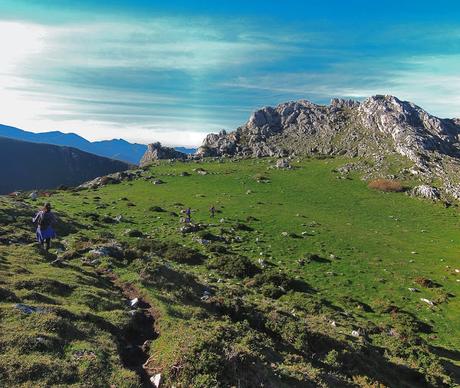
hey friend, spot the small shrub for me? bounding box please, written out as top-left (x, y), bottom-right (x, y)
top-left (125, 229), bottom-right (143, 238)
top-left (234, 223), bottom-right (254, 232)
top-left (149, 206), bottom-right (165, 212)
top-left (252, 270), bottom-right (297, 298)
top-left (207, 255), bottom-right (259, 278)
top-left (368, 179), bottom-right (404, 192)
top-left (414, 277), bottom-right (437, 288)
top-left (136, 239), bottom-right (165, 253)
top-left (208, 244), bottom-right (228, 254)
top-left (164, 244), bottom-right (205, 265)
top-left (323, 349), bottom-right (341, 369)
top-left (197, 230), bottom-right (220, 241)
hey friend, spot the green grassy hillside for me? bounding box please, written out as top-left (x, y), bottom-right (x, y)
top-left (1, 156), bottom-right (459, 387)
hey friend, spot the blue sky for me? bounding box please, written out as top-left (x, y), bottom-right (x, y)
top-left (0, 1), bottom-right (459, 146)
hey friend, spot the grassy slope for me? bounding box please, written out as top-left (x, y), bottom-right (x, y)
top-left (1, 156), bottom-right (459, 387)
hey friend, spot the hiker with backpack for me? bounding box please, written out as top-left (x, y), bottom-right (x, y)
top-left (33, 202), bottom-right (57, 252)
top-left (185, 207), bottom-right (192, 223)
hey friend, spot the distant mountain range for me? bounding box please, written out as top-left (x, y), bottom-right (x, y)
top-left (0, 124), bottom-right (196, 164)
top-left (0, 136), bottom-right (132, 194)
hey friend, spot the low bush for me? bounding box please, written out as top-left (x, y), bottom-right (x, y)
top-left (414, 277), bottom-right (438, 288)
top-left (234, 223), bottom-right (254, 232)
top-left (368, 179), bottom-right (404, 192)
top-left (197, 230), bottom-right (220, 241)
top-left (207, 255), bottom-right (259, 278)
top-left (164, 244), bottom-right (206, 265)
top-left (149, 206), bottom-right (165, 212)
top-left (252, 270), bottom-right (297, 298)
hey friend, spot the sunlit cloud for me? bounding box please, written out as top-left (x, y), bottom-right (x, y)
top-left (0, 12), bottom-right (459, 146)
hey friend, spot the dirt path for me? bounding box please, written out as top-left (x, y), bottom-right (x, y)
top-left (101, 271), bottom-right (159, 387)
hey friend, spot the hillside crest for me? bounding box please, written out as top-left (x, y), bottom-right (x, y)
top-left (198, 95), bottom-right (460, 198)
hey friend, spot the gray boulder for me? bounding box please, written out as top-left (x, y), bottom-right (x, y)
top-left (140, 142), bottom-right (187, 166)
top-left (411, 185), bottom-right (441, 200)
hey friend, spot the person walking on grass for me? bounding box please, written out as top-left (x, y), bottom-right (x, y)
top-left (209, 205), bottom-right (215, 218)
top-left (33, 202), bottom-right (57, 252)
top-left (185, 207), bottom-right (192, 224)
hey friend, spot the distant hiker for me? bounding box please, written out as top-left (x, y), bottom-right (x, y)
top-left (29, 191), bottom-right (38, 201)
top-left (209, 205), bottom-right (215, 218)
top-left (33, 202), bottom-right (57, 252)
top-left (185, 207), bottom-right (191, 223)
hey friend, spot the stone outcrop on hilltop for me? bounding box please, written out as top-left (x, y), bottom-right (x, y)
top-left (197, 95), bottom-right (460, 199)
top-left (140, 142), bottom-right (187, 166)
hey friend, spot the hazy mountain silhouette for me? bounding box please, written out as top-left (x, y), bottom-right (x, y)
top-left (0, 124), bottom-right (196, 164)
top-left (0, 136), bottom-right (131, 194)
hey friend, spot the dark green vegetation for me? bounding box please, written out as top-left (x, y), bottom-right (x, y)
top-left (0, 136), bottom-right (131, 194)
top-left (1, 157), bottom-right (459, 387)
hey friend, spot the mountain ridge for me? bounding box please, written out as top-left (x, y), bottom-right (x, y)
top-left (0, 124), bottom-right (197, 164)
top-left (198, 95), bottom-right (460, 199)
top-left (0, 136), bottom-right (132, 194)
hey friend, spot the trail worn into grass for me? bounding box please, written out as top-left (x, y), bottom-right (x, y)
top-left (101, 270), bottom-right (159, 387)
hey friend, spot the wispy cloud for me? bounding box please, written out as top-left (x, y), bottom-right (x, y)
top-left (0, 13), bottom-right (459, 146)
top-left (0, 18), bottom-right (306, 144)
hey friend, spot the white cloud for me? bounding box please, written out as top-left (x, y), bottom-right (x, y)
top-left (222, 55), bottom-right (460, 118)
top-left (0, 18), bottom-right (300, 145)
top-left (0, 21), bottom-right (48, 73)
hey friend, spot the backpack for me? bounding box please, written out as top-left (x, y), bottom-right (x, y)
top-left (39, 212), bottom-right (52, 230)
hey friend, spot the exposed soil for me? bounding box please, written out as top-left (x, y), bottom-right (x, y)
top-left (102, 271), bottom-right (159, 387)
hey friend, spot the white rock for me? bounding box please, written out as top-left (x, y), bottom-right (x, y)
top-left (420, 298), bottom-right (434, 306)
top-left (130, 298), bottom-right (139, 308)
top-left (351, 330), bottom-right (360, 337)
top-left (411, 185), bottom-right (440, 200)
top-left (150, 373), bottom-right (162, 388)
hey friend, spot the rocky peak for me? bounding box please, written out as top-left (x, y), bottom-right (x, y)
top-left (197, 94), bottom-right (460, 198)
top-left (140, 142), bottom-right (187, 166)
top-left (359, 95), bottom-right (460, 162)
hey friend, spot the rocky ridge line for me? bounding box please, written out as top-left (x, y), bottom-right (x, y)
top-left (197, 95), bottom-right (460, 199)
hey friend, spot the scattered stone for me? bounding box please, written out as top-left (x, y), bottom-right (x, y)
top-left (73, 349), bottom-right (97, 361)
top-left (14, 303), bottom-right (47, 314)
top-left (130, 298), bottom-right (139, 308)
top-left (351, 330), bottom-right (360, 337)
top-left (153, 179), bottom-right (164, 185)
top-left (408, 287), bottom-right (419, 292)
top-left (50, 258), bottom-right (64, 267)
top-left (281, 232), bottom-right (288, 237)
top-left (275, 159), bottom-right (290, 169)
top-left (420, 298), bottom-right (435, 307)
top-left (411, 185), bottom-right (441, 201)
top-left (150, 373), bottom-right (162, 388)
top-left (195, 168), bottom-right (208, 175)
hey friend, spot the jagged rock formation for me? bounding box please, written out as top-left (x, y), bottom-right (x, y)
top-left (140, 142), bottom-right (187, 166)
top-left (198, 95), bottom-right (460, 199)
top-left (411, 185), bottom-right (441, 201)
